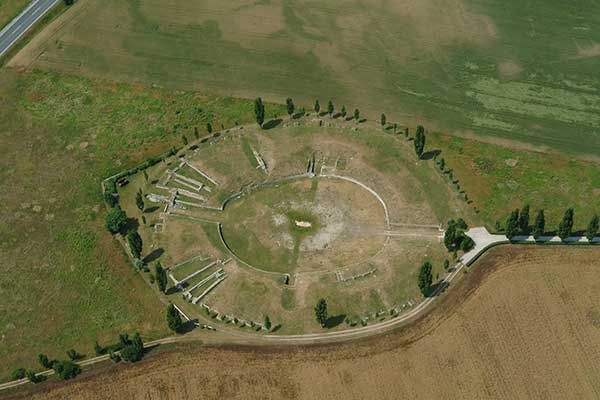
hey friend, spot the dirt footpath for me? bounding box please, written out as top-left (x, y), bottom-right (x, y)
top-left (6, 246), bottom-right (600, 400)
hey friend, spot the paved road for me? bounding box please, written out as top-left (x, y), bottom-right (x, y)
top-left (0, 0), bottom-right (60, 58)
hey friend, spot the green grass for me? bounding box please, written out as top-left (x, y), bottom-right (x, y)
top-left (15, 0), bottom-right (600, 157)
top-left (281, 288), bottom-right (296, 311)
top-left (241, 136), bottom-right (259, 169)
top-left (0, 68), bottom-right (268, 381)
top-left (430, 132), bottom-right (600, 231)
top-left (0, 0), bottom-right (30, 30)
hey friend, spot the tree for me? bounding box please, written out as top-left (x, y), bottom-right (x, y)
top-left (206, 123), bottom-right (213, 134)
top-left (586, 215), bottom-right (599, 241)
top-left (66, 349), bottom-right (81, 361)
top-left (443, 219), bottom-right (470, 251)
top-left (519, 204), bottom-right (530, 234)
top-left (392, 122), bottom-right (397, 134)
top-left (327, 100), bottom-right (334, 117)
top-left (414, 125), bottom-right (426, 158)
top-left (505, 209), bottom-right (520, 240)
top-left (109, 351), bottom-right (121, 363)
top-left (26, 370), bottom-right (46, 383)
top-left (53, 360), bottom-right (81, 380)
top-left (166, 304), bottom-right (183, 333)
top-left (119, 332), bottom-right (130, 347)
top-left (286, 98), bottom-right (295, 118)
top-left (558, 208), bottom-right (574, 240)
top-left (11, 368), bottom-right (26, 380)
top-left (143, 170), bottom-right (148, 182)
top-left (341, 105), bottom-right (347, 118)
top-left (314, 298), bottom-right (328, 327)
top-left (182, 135), bottom-right (188, 146)
top-left (38, 353), bottom-right (52, 369)
top-left (314, 99), bottom-right (320, 114)
top-left (264, 315), bottom-right (272, 331)
top-left (418, 261), bottom-right (433, 297)
top-left (64, 0), bottom-right (74, 5)
top-left (443, 259), bottom-right (450, 270)
top-left (155, 262), bottom-right (167, 293)
top-left (439, 158), bottom-right (445, 171)
top-left (460, 235), bottom-right (475, 252)
top-left (121, 333), bottom-right (144, 362)
top-left (105, 207), bottom-right (128, 234)
top-left (94, 341), bottom-right (105, 356)
top-left (128, 231), bottom-right (143, 259)
top-left (443, 223), bottom-right (457, 250)
top-left (254, 98), bottom-right (265, 127)
top-left (533, 209), bottom-right (545, 239)
top-left (193, 127), bottom-right (200, 139)
top-left (353, 108), bottom-right (360, 121)
top-left (380, 113), bottom-right (386, 128)
top-left (136, 191), bottom-right (144, 212)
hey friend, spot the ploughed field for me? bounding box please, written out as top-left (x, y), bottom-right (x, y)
top-left (8, 246), bottom-right (600, 400)
top-left (10, 0), bottom-right (600, 157)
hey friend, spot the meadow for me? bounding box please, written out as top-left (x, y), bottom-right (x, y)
top-left (0, 68), bottom-right (281, 381)
top-left (429, 132), bottom-right (600, 231)
top-left (0, 0), bottom-right (29, 30)
top-left (9, 0), bottom-right (600, 157)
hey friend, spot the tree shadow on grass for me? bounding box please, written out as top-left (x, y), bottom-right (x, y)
top-left (143, 248), bottom-right (164, 264)
top-left (292, 111), bottom-right (305, 119)
top-left (262, 118), bottom-right (282, 130)
top-left (121, 217), bottom-right (139, 235)
top-left (270, 324), bottom-right (282, 333)
top-left (428, 281), bottom-right (449, 298)
top-left (144, 206), bottom-right (160, 214)
top-left (324, 314), bottom-right (347, 329)
top-left (179, 319), bottom-right (198, 334)
top-left (420, 150), bottom-right (441, 160)
top-left (165, 286), bottom-right (179, 296)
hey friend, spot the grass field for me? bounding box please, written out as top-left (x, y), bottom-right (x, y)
top-left (8, 245), bottom-right (600, 400)
top-left (0, 68), bottom-right (278, 381)
top-left (0, 0), bottom-right (29, 30)
top-left (429, 132), bottom-right (600, 231)
top-left (10, 0), bottom-right (600, 157)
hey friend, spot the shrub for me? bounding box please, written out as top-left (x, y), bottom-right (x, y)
top-left (145, 156), bottom-right (162, 167)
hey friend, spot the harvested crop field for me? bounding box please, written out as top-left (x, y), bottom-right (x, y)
top-left (8, 245), bottom-right (600, 399)
top-left (10, 0), bottom-right (600, 157)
